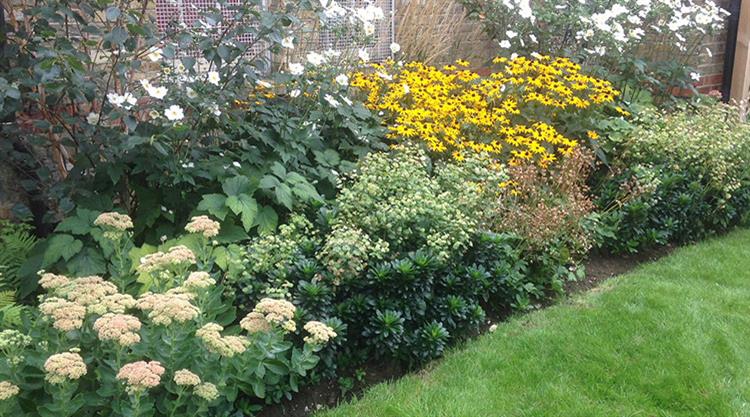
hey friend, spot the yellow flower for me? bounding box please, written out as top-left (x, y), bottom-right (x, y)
top-left (351, 55), bottom-right (618, 167)
top-left (587, 130), bottom-right (600, 140)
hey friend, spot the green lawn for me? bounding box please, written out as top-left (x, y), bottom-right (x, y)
top-left (319, 229), bottom-right (750, 417)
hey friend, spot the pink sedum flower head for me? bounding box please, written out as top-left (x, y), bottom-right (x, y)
top-left (38, 272), bottom-right (71, 291)
top-left (39, 297), bottom-right (86, 332)
top-left (250, 298), bottom-right (297, 332)
top-left (137, 245), bottom-right (196, 273)
top-left (173, 369), bottom-right (201, 386)
top-left (94, 212), bottom-right (134, 231)
top-left (240, 311), bottom-right (271, 334)
top-left (44, 350), bottom-right (87, 384)
top-left (184, 215), bottom-right (221, 238)
top-left (136, 292), bottom-right (199, 326)
top-left (303, 321), bottom-right (337, 345)
top-left (194, 382), bottom-right (219, 401)
top-left (196, 323), bottom-right (249, 357)
top-left (0, 381), bottom-right (19, 400)
top-left (61, 276), bottom-right (118, 307)
top-left (93, 313), bottom-right (142, 346)
top-left (116, 361), bottom-right (165, 393)
top-left (184, 271), bottom-right (216, 291)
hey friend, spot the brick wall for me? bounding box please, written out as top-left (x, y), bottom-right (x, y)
top-left (696, 0), bottom-right (732, 93)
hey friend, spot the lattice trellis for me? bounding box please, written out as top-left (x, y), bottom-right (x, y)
top-left (155, 0), bottom-right (395, 63)
top-left (155, 0), bottom-right (269, 59)
top-left (317, 0), bottom-right (395, 62)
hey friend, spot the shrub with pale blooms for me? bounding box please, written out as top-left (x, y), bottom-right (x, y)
top-left (44, 351), bottom-right (87, 384)
top-left (116, 361), bottom-right (165, 393)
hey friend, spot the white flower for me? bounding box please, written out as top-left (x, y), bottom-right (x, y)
top-left (164, 105), bottom-right (184, 121)
top-left (363, 22), bottom-right (375, 36)
top-left (690, 72), bottom-right (701, 81)
top-left (324, 94), bottom-right (340, 108)
top-left (499, 40), bottom-right (511, 49)
top-left (358, 49), bottom-right (370, 63)
top-left (289, 63), bottom-right (304, 76)
top-left (281, 36), bottom-right (295, 49)
top-left (123, 93), bottom-right (137, 109)
top-left (489, 324), bottom-right (498, 332)
top-left (324, 49), bottom-right (342, 58)
top-left (146, 48), bottom-right (163, 62)
top-left (402, 83), bottom-right (410, 94)
top-left (307, 52), bottom-right (327, 66)
top-left (186, 87), bottom-right (198, 99)
top-left (377, 72), bottom-right (392, 81)
top-left (86, 112), bottom-right (100, 125)
top-left (390, 42), bottom-right (401, 54)
top-left (232, 161), bottom-right (241, 168)
top-left (529, 34), bottom-right (538, 43)
top-left (335, 74), bottom-right (349, 86)
top-left (207, 71), bottom-right (220, 86)
top-left (290, 89), bottom-right (301, 98)
top-left (506, 30), bottom-right (517, 38)
top-left (107, 93), bottom-right (126, 107)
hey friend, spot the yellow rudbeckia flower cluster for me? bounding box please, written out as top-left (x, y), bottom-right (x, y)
top-left (351, 55), bottom-right (620, 166)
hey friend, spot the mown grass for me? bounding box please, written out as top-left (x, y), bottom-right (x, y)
top-left (319, 229), bottom-right (750, 417)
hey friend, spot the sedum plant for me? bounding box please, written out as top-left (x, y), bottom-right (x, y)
top-left (0, 213), bottom-right (335, 417)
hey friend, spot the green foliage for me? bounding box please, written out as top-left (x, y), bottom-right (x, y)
top-left (332, 145), bottom-right (477, 261)
top-left (0, 221), bottom-right (36, 327)
top-left (0, 221), bottom-right (37, 291)
top-left (0, 0), bottom-right (384, 246)
top-left (595, 101), bottom-right (750, 252)
top-left (0, 215), bottom-right (330, 417)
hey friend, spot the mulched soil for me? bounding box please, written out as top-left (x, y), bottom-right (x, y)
top-left (258, 245), bottom-right (675, 417)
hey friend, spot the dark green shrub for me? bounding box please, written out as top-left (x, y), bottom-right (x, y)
top-left (595, 102), bottom-right (750, 253)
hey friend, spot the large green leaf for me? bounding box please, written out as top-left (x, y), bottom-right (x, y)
top-left (198, 193), bottom-right (228, 220)
top-left (275, 183), bottom-right (294, 210)
top-left (226, 194), bottom-right (258, 232)
top-left (67, 247), bottom-right (107, 275)
top-left (55, 208), bottom-right (99, 235)
top-left (43, 234), bottom-right (83, 265)
top-left (255, 206), bottom-right (278, 235)
top-left (222, 175), bottom-right (255, 196)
